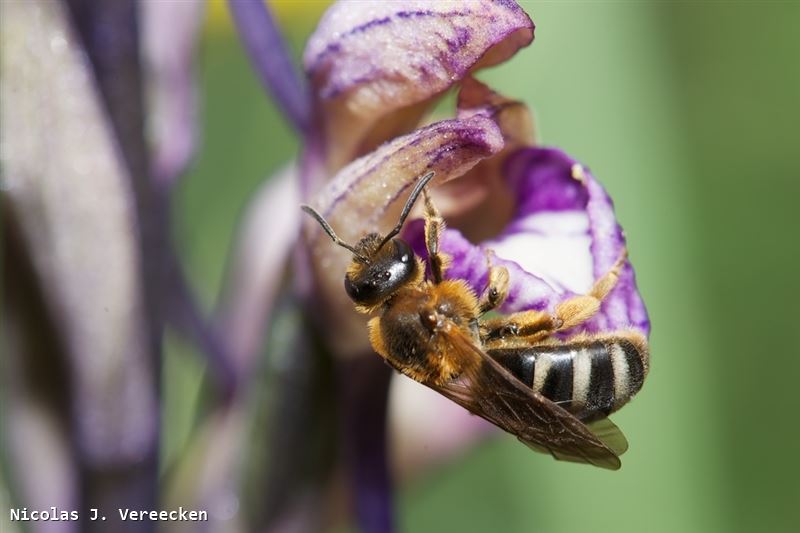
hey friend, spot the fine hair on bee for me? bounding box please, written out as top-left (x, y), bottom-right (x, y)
top-left (301, 171), bottom-right (649, 470)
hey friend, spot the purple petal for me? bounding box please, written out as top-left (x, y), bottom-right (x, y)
top-left (142, 0), bottom-right (204, 187)
top-left (429, 147), bottom-right (650, 336)
top-left (583, 167), bottom-right (651, 334)
top-left (304, 115), bottom-right (503, 356)
top-left (229, 0), bottom-right (311, 135)
top-left (304, 0), bottom-right (534, 173)
top-left (408, 220), bottom-right (568, 312)
top-left (427, 77), bottom-right (535, 240)
top-left (457, 76), bottom-right (536, 145)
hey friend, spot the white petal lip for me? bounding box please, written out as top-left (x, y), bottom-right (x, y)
top-left (488, 211), bottom-right (594, 295)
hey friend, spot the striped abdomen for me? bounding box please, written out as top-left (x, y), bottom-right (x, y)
top-left (488, 336), bottom-right (648, 422)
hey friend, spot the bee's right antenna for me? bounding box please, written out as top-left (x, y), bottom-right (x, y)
top-left (301, 205), bottom-right (370, 262)
top-left (377, 171), bottom-right (435, 250)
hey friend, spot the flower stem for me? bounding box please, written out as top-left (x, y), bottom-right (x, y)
top-left (229, 0), bottom-right (311, 135)
top-left (339, 356), bottom-right (395, 533)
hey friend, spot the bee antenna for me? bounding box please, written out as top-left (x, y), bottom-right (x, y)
top-left (377, 171), bottom-right (435, 250)
top-left (301, 205), bottom-right (370, 262)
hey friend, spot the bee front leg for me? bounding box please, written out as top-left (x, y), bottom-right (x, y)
top-left (478, 250), bottom-right (509, 315)
top-left (423, 189), bottom-right (449, 284)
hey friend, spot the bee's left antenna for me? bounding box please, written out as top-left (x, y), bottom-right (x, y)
top-left (378, 171), bottom-right (435, 250)
top-left (301, 205), bottom-right (370, 262)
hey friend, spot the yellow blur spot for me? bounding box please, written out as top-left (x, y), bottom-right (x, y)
top-left (206, 0), bottom-right (231, 33)
top-left (206, 0), bottom-right (330, 35)
top-left (571, 164), bottom-right (586, 183)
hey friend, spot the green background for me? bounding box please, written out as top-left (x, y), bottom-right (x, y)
top-left (172, 2), bottom-right (800, 532)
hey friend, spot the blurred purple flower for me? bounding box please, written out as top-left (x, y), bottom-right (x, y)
top-left (2, 2), bottom-right (164, 529)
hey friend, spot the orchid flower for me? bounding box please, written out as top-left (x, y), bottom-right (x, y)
top-left (231, 0), bottom-right (649, 531)
top-left (1, 0), bottom-right (649, 532)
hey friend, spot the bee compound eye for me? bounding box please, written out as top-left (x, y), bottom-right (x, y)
top-left (343, 241), bottom-right (418, 307)
top-left (344, 270), bottom-right (391, 306)
top-left (344, 275), bottom-right (362, 300)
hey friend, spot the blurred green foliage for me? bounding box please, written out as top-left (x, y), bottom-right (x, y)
top-left (170, 2), bottom-right (800, 532)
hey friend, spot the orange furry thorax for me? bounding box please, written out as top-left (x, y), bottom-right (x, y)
top-left (368, 279), bottom-right (481, 385)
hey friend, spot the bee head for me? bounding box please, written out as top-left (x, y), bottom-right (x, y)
top-left (300, 171), bottom-right (434, 310)
top-left (343, 233), bottom-right (420, 308)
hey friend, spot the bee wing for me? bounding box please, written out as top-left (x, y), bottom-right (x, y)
top-left (586, 417), bottom-right (628, 456)
top-left (435, 327), bottom-right (624, 470)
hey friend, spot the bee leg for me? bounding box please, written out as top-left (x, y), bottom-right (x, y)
top-left (478, 250), bottom-right (509, 314)
top-left (423, 189), bottom-right (449, 283)
top-left (481, 310), bottom-right (557, 344)
top-left (480, 250), bottom-right (627, 343)
top-left (552, 248), bottom-right (627, 330)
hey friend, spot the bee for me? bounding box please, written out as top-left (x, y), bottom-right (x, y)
top-left (302, 171), bottom-right (649, 469)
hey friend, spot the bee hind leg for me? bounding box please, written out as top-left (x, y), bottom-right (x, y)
top-left (422, 189), bottom-right (450, 283)
top-left (481, 310), bottom-right (557, 344)
top-left (478, 250), bottom-right (509, 314)
top-left (553, 248), bottom-right (627, 330)
top-left (480, 249), bottom-right (627, 343)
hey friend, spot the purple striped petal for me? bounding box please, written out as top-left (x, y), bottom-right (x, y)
top-left (457, 76), bottom-right (536, 144)
top-left (304, 0), bottom-right (533, 173)
top-left (426, 147), bottom-right (650, 336)
top-left (305, 115), bottom-right (504, 355)
top-left (428, 77), bottom-right (535, 240)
